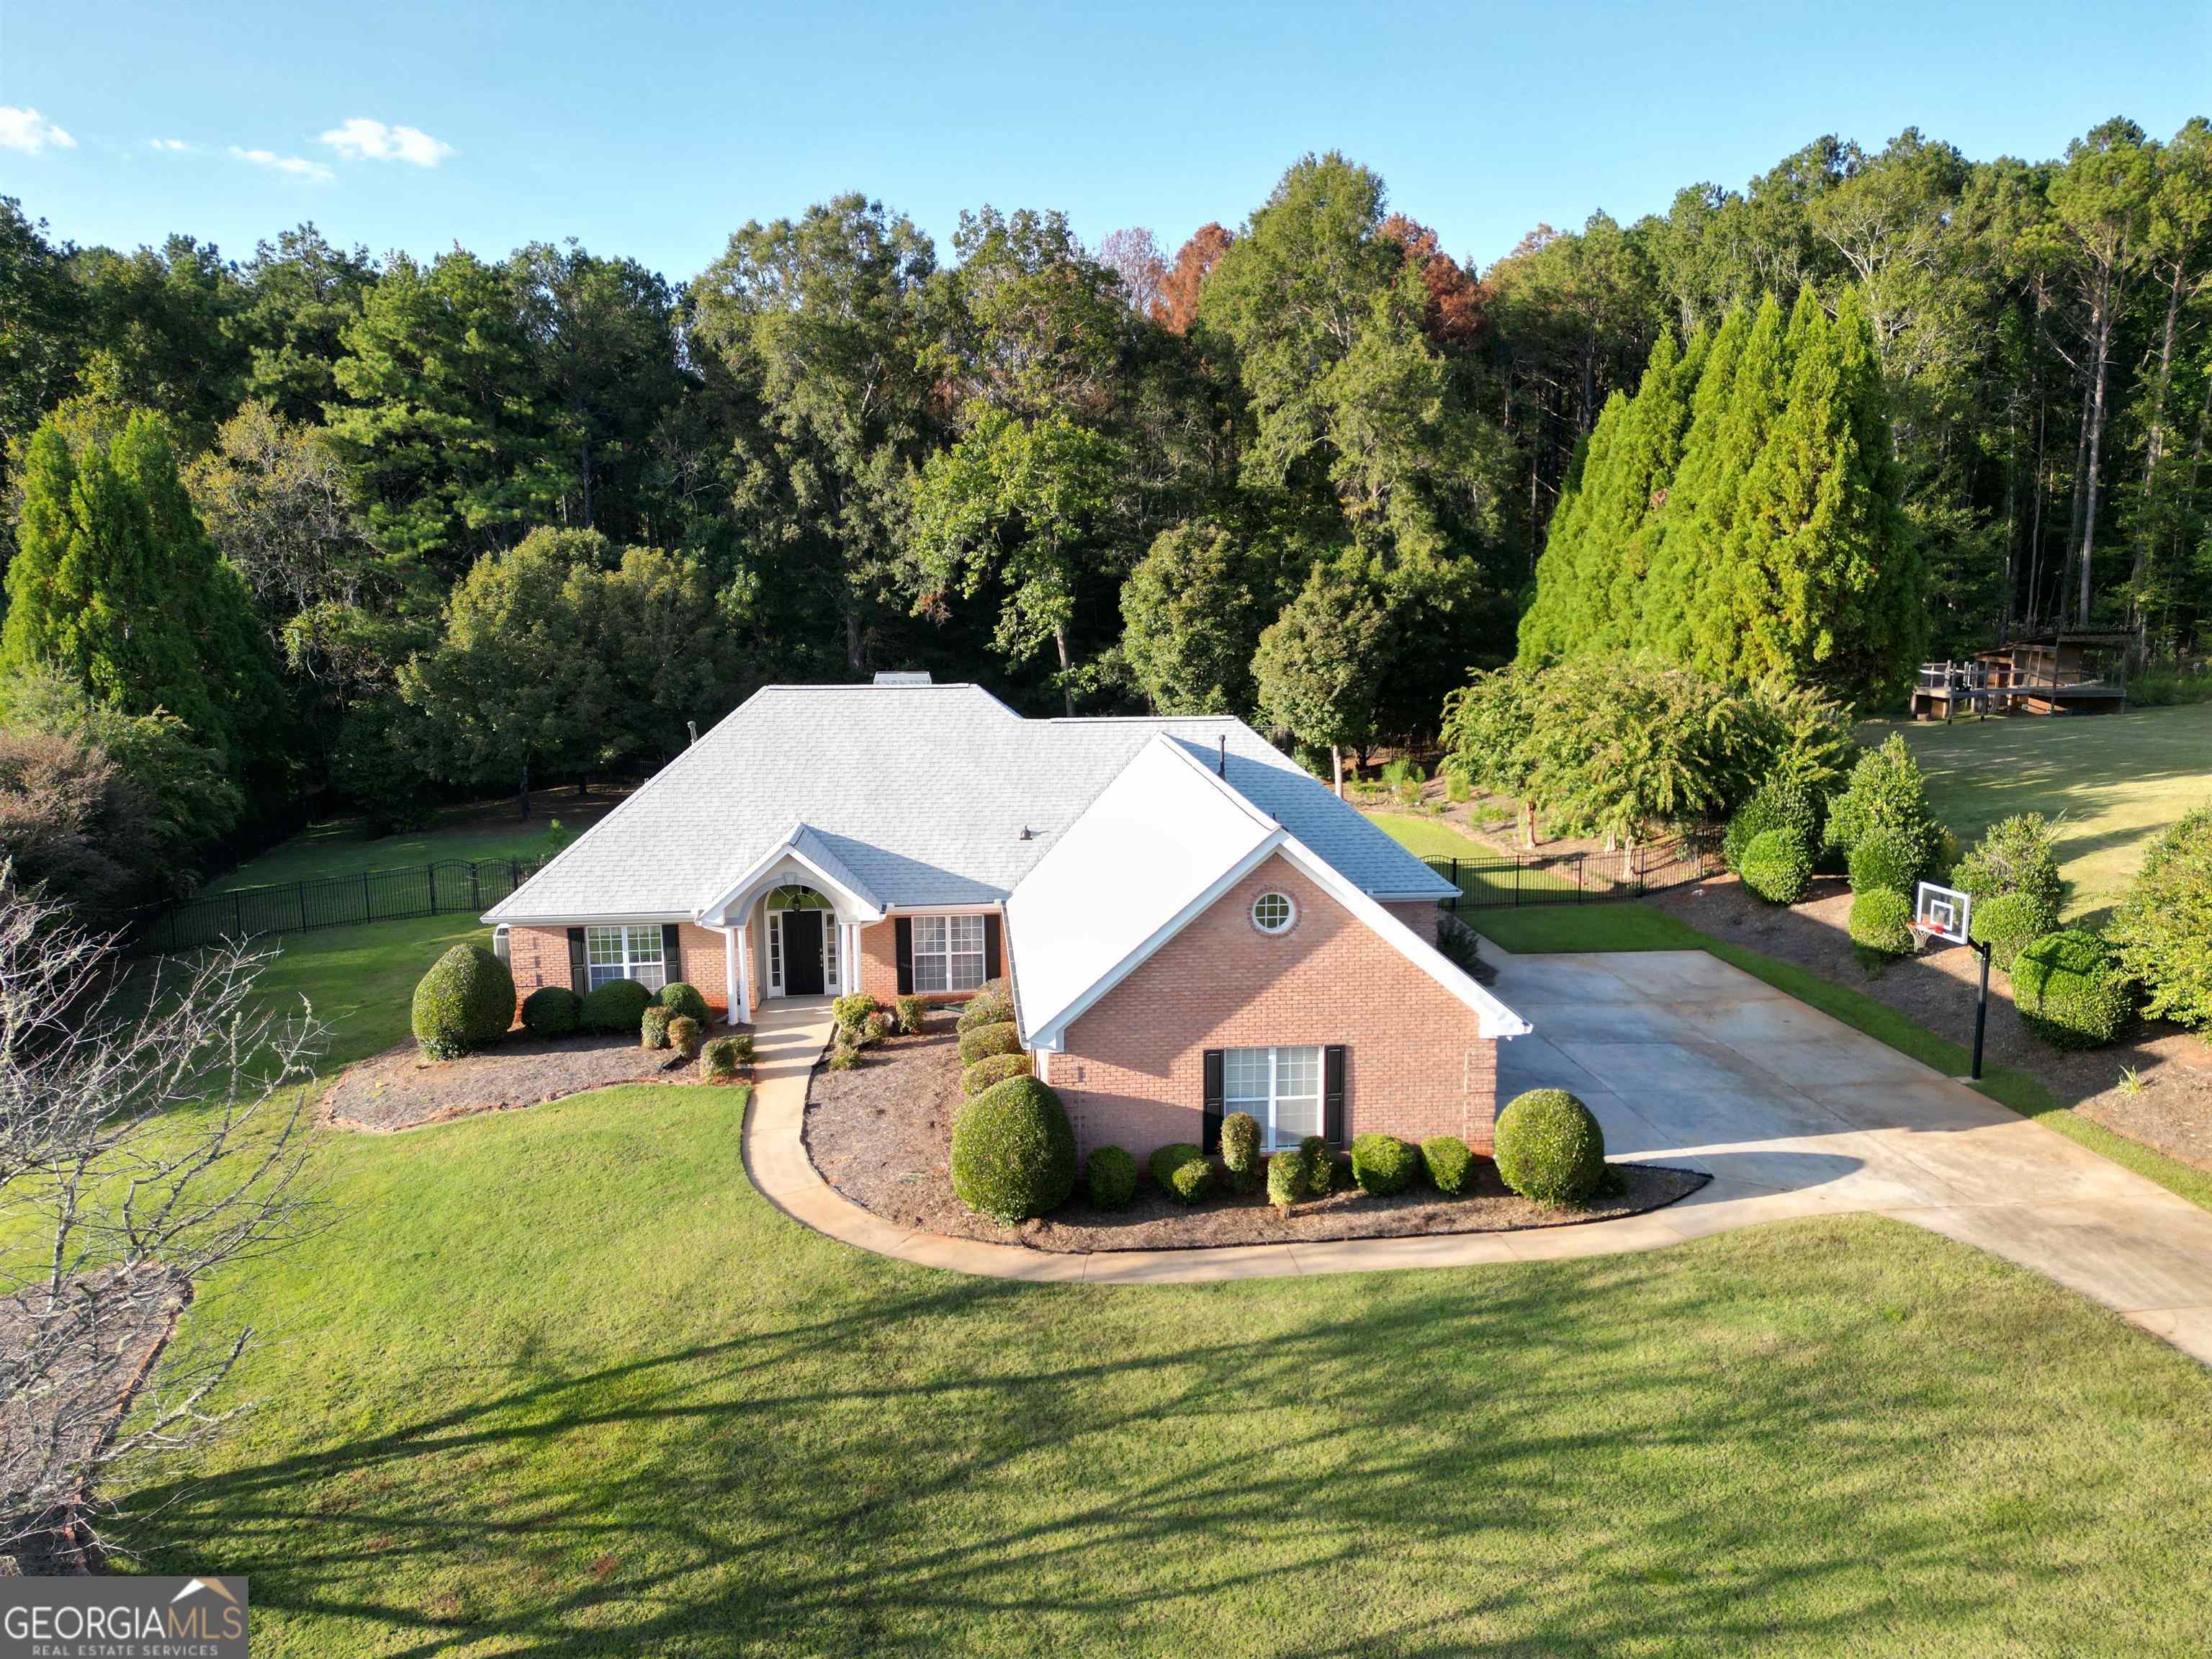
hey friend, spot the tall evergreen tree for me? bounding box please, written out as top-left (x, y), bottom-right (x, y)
top-left (1637, 307), bottom-right (1748, 659)
top-left (1679, 293), bottom-right (1796, 675)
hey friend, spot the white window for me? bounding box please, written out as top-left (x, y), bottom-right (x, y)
top-left (1251, 891), bottom-right (1295, 934)
top-left (586, 924), bottom-right (665, 992)
top-left (1223, 1046), bottom-right (1323, 1151)
top-left (913, 914), bottom-right (988, 994)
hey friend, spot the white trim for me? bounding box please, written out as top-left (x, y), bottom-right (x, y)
top-left (1250, 890), bottom-right (1297, 935)
top-left (724, 925), bottom-right (747, 1025)
top-left (696, 824), bottom-right (886, 927)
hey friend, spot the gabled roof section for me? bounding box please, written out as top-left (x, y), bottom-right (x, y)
top-left (1010, 737), bottom-right (1529, 1050)
top-left (695, 822), bottom-right (886, 926)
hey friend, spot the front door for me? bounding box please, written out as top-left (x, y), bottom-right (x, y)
top-left (783, 909), bottom-right (825, 996)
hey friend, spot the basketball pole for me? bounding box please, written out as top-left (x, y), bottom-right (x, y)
top-left (1970, 938), bottom-right (1991, 1081)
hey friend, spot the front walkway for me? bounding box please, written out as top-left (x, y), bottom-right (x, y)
top-left (739, 961), bottom-right (2212, 1364)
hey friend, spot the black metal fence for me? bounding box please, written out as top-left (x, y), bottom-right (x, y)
top-left (1425, 833), bottom-right (1717, 912)
top-left (125, 856), bottom-right (547, 955)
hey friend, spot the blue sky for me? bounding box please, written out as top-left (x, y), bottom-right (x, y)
top-left (4, 0), bottom-right (2206, 282)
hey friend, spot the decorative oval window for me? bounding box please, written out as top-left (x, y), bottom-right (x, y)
top-left (1251, 891), bottom-right (1295, 935)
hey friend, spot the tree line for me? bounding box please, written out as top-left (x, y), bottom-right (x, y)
top-left (0, 116), bottom-right (2207, 918)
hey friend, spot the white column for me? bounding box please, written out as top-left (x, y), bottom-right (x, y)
top-left (729, 924), bottom-right (751, 1025)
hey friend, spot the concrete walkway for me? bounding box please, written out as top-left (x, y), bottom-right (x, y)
top-left (738, 957), bottom-right (2212, 1364)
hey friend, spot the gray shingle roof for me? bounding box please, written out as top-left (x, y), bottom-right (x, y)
top-left (482, 683), bottom-right (1453, 923)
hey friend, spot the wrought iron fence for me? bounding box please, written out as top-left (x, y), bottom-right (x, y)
top-left (125, 856), bottom-right (546, 955)
top-left (1424, 832), bottom-right (1717, 912)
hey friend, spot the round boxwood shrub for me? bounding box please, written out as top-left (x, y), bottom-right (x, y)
top-left (950, 1076), bottom-right (1076, 1223)
top-left (667, 1015), bottom-right (705, 1058)
top-left (958, 1020), bottom-right (1022, 1065)
top-left (1847, 886), bottom-right (1916, 956)
top-left (1421, 1134), bottom-right (1473, 1196)
top-left (1971, 889), bottom-right (2056, 972)
top-left (1267, 1145), bottom-right (1308, 1213)
top-left (1723, 780), bottom-right (1818, 874)
top-left (1300, 1135), bottom-right (1334, 1197)
top-left (1349, 1133), bottom-right (1418, 1196)
top-left (957, 988), bottom-right (1013, 1032)
top-left (895, 994), bottom-right (926, 1034)
top-left (2106, 805), bottom-right (2212, 1035)
top-left (658, 981), bottom-right (710, 1024)
top-left (581, 977), bottom-right (655, 1035)
top-left (1219, 1111), bottom-right (1262, 1192)
top-left (1149, 1143), bottom-right (1212, 1205)
top-left (1824, 733), bottom-right (1938, 866)
top-left (831, 992), bottom-right (876, 1037)
top-left (639, 1005), bottom-right (673, 1050)
top-left (1740, 828), bottom-right (1812, 906)
top-left (1086, 1145), bottom-right (1138, 1210)
top-left (962, 1051), bottom-right (1033, 1097)
top-left (1493, 1089), bottom-right (1606, 1205)
top-left (520, 985), bottom-right (580, 1038)
top-left (862, 1011), bottom-right (894, 1046)
top-left (1848, 825), bottom-right (1924, 896)
top-left (411, 944), bottom-right (516, 1060)
top-left (2012, 929), bottom-right (2131, 1049)
top-left (698, 1034), bottom-right (750, 1079)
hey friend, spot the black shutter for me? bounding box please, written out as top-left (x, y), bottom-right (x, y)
top-left (1324, 1046), bottom-right (1347, 1146)
top-left (894, 917), bottom-right (914, 994)
top-left (662, 923), bottom-right (683, 984)
top-left (566, 927), bottom-right (588, 993)
top-left (1202, 1048), bottom-right (1224, 1152)
top-left (983, 913), bottom-right (1003, 981)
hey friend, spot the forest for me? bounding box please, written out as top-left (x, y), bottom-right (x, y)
top-left (1, 116), bottom-right (2208, 920)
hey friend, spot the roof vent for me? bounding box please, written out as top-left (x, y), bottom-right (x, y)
top-left (873, 670), bottom-right (932, 686)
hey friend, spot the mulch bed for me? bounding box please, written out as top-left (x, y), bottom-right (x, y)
top-left (1649, 876), bottom-right (2212, 1169)
top-left (804, 1013), bottom-right (1707, 1252)
top-left (321, 1031), bottom-right (718, 1133)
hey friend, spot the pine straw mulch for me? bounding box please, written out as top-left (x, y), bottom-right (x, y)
top-left (804, 1012), bottom-right (1706, 1253)
top-left (320, 1031), bottom-right (727, 1133)
top-left (1649, 875), bottom-right (2212, 1170)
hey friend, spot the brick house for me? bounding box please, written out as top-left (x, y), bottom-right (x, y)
top-left (483, 676), bottom-right (1529, 1156)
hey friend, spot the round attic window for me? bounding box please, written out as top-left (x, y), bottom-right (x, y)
top-left (1251, 891), bottom-right (1295, 935)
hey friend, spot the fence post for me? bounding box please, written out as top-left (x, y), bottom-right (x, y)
top-left (1576, 853), bottom-right (1585, 903)
top-left (233, 891), bottom-right (244, 938)
top-left (1514, 860), bottom-right (1522, 908)
top-left (361, 870), bottom-right (372, 925)
top-left (428, 863), bottom-right (439, 913)
top-left (472, 863), bottom-right (482, 909)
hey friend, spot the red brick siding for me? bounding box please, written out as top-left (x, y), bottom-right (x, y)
top-left (856, 915), bottom-right (1006, 1006)
top-left (1053, 855), bottom-right (1497, 1159)
top-left (1384, 900), bottom-right (1442, 945)
top-left (505, 921), bottom-right (729, 1021)
top-left (671, 922), bottom-right (730, 1020)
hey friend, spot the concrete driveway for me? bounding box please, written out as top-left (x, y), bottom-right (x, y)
top-left (1497, 949), bottom-right (2212, 1364)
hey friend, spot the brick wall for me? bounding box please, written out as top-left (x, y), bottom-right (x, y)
top-left (1384, 900), bottom-right (1443, 945)
top-left (1053, 855), bottom-right (1498, 1159)
top-left (504, 921), bottom-right (730, 1021)
top-left (855, 915), bottom-right (1005, 1006)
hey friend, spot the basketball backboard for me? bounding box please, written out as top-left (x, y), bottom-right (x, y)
top-left (1914, 881), bottom-right (1972, 946)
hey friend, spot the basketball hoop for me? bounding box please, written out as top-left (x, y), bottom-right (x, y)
top-left (1914, 880), bottom-right (1991, 1080)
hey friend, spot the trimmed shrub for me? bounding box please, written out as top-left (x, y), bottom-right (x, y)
top-left (412, 944), bottom-right (516, 1059)
top-left (2107, 806), bottom-right (2212, 1034)
top-left (698, 1035), bottom-right (750, 1079)
top-left (895, 994), bottom-right (926, 1034)
top-left (658, 981), bottom-right (710, 1024)
top-left (581, 977), bottom-right (655, 1035)
top-left (1971, 889), bottom-right (2056, 972)
top-left (826, 1043), bottom-right (860, 1071)
top-left (1847, 886), bottom-right (1916, 955)
top-left (950, 1076), bottom-right (1077, 1223)
top-left (832, 992), bottom-right (876, 1034)
top-left (667, 1015), bottom-right (705, 1059)
top-left (958, 1020), bottom-right (1022, 1064)
top-left (860, 1011), bottom-right (894, 1047)
top-left (639, 1005), bottom-right (673, 1050)
top-left (1848, 825), bottom-right (1924, 896)
top-left (1150, 1143), bottom-right (1212, 1205)
top-left (1723, 779), bottom-right (1818, 873)
top-left (2013, 930), bottom-right (2131, 1049)
top-left (1953, 812), bottom-right (2066, 917)
top-left (962, 1051), bottom-right (1033, 1097)
top-left (1267, 1145), bottom-right (1308, 1213)
top-left (1349, 1133), bottom-right (1418, 1196)
top-left (958, 985), bottom-right (1014, 1031)
top-left (520, 986), bottom-right (581, 1038)
top-left (1436, 914), bottom-right (1485, 977)
top-left (1086, 1145), bottom-right (1138, 1210)
top-left (1493, 1089), bottom-right (1606, 1205)
top-left (1824, 733), bottom-right (1938, 867)
top-left (1219, 1112), bottom-right (1262, 1192)
top-left (1421, 1134), bottom-right (1473, 1195)
top-left (1740, 829), bottom-right (1812, 906)
top-left (1301, 1135), bottom-right (1334, 1197)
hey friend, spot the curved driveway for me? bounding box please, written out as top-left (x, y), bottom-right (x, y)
top-left (741, 951), bottom-right (2212, 1365)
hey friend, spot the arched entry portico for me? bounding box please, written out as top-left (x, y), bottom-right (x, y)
top-left (696, 824), bottom-right (887, 1024)
top-left (763, 885), bottom-right (840, 999)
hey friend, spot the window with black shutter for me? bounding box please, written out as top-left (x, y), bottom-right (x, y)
top-left (1324, 1046), bottom-right (1347, 1146)
top-left (1202, 1048), bottom-right (1224, 1151)
top-left (565, 927), bottom-right (588, 993)
top-left (662, 923), bottom-right (683, 984)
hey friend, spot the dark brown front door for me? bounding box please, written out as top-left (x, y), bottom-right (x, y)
top-left (783, 909), bottom-right (824, 996)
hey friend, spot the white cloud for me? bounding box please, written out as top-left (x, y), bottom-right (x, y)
top-left (0, 107), bottom-right (76, 154)
top-left (148, 138), bottom-right (194, 153)
top-left (228, 145), bottom-right (335, 184)
top-left (319, 117), bottom-right (453, 168)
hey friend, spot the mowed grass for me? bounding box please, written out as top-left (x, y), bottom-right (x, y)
top-left (1881, 701), bottom-right (2212, 925)
top-left (109, 1079), bottom-right (2212, 1657)
top-left (210, 814), bottom-right (577, 894)
top-left (1371, 811), bottom-right (1580, 904)
top-left (249, 913), bottom-right (495, 1074)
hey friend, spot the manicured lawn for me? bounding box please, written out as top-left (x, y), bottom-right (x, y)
top-left (110, 1078), bottom-right (2212, 1656)
top-left (1879, 701), bottom-right (2212, 925)
top-left (210, 815), bottom-right (577, 894)
top-left (248, 912), bottom-right (495, 1074)
top-left (1371, 812), bottom-right (1579, 904)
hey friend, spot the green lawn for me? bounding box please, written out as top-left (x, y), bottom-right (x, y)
top-left (1372, 811), bottom-right (1579, 904)
top-left (250, 912), bottom-right (496, 1074)
top-left (111, 1079), bottom-right (2212, 1656)
top-left (211, 814), bottom-right (577, 894)
top-left (1881, 701), bottom-right (2212, 925)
